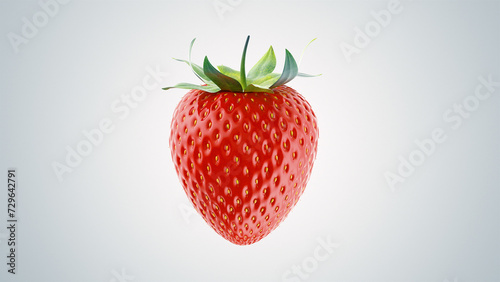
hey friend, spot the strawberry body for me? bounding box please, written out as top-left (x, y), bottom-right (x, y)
top-left (170, 85), bottom-right (318, 245)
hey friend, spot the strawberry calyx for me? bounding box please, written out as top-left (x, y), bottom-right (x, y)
top-left (163, 36), bottom-right (320, 94)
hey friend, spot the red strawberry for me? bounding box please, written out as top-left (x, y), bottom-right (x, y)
top-left (164, 36), bottom-right (320, 245)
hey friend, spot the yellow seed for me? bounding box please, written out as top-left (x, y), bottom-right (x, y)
top-left (234, 156), bottom-right (239, 162)
top-left (235, 179), bottom-right (239, 185)
top-left (270, 198), bottom-right (275, 204)
top-left (237, 199), bottom-right (241, 204)
top-left (238, 216), bottom-right (242, 221)
top-left (215, 155), bottom-right (219, 161)
top-left (245, 208), bottom-right (249, 213)
top-left (251, 216), bottom-right (256, 221)
top-left (226, 124), bottom-right (230, 129)
top-left (194, 119), bottom-right (197, 125)
top-left (227, 188), bottom-right (231, 194)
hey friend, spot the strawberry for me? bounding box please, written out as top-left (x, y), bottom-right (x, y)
top-left (163, 36), bottom-right (320, 245)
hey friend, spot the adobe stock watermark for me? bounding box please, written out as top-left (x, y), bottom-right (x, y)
top-left (7, 0), bottom-right (71, 54)
top-left (178, 202), bottom-right (201, 225)
top-left (51, 65), bottom-right (169, 183)
top-left (385, 75), bottom-right (500, 191)
top-left (109, 267), bottom-right (135, 282)
top-left (340, 0), bottom-right (405, 63)
top-left (282, 235), bottom-right (340, 282)
top-left (213, 0), bottom-right (243, 21)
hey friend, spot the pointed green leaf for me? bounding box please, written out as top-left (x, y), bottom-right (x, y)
top-left (173, 58), bottom-right (211, 82)
top-left (203, 56), bottom-right (243, 92)
top-left (298, 38), bottom-right (317, 67)
top-left (186, 38), bottom-right (209, 83)
top-left (250, 73), bottom-right (280, 88)
top-left (217, 65), bottom-right (241, 81)
top-left (244, 84), bottom-right (274, 94)
top-left (240, 35), bottom-right (250, 89)
top-left (162, 82), bottom-right (220, 93)
top-left (248, 46), bottom-right (276, 80)
top-left (270, 49), bottom-right (298, 88)
top-left (297, 72), bottom-right (322, 77)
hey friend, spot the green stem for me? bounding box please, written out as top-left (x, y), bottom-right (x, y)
top-left (240, 35), bottom-right (250, 90)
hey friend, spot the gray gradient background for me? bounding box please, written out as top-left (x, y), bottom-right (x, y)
top-left (1, 0), bottom-right (499, 281)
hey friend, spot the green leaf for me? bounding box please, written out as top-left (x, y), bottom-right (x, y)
top-left (270, 49), bottom-right (298, 88)
top-left (298, 38), bottom-right (317, 67)
top-left (250, 73), bottom-right (280, 88)
top-left (203, 56), bottom-right (243, 92)
top-left (162, 82), bottom-right (220, 93)
top-left (297, 72), bottom-right (322, 77)
top-left (173, 58), bottom-right (211, 82)
top-left (187, 38), bottom-right (211, 83)
top-left (240, 35), bottom-right (250, 89)
top-left (217, 65), bottom-right (241, 81)
top-left (244, 84), bottom-right (274, 94)
top-left (247, 46), bottom-right (276, 80)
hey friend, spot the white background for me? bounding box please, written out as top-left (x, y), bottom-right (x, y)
top-left (1, 0), bottom-right (499, 281)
